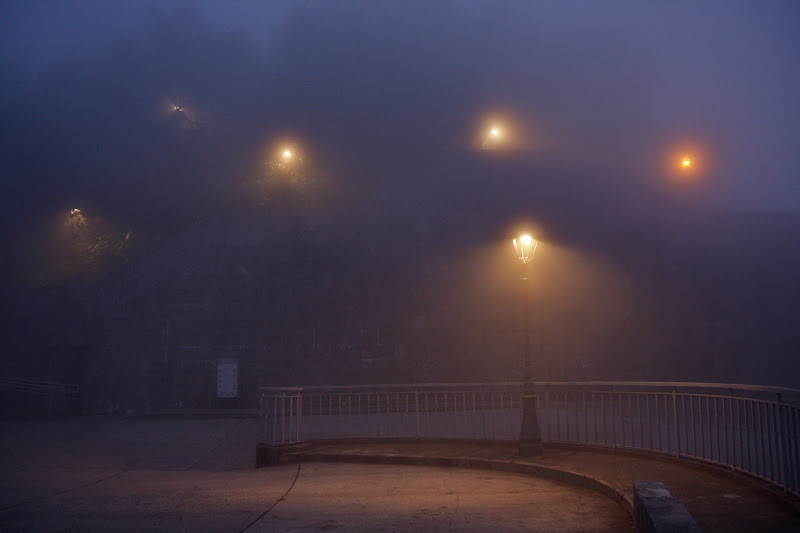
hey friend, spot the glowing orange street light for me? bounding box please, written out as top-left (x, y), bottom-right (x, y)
top-left (513, 232), bottom-right (543, 456)
top-left (681, 157), bottom-right (692, 168)
top-left (282, 149), bottom-right (293, 161)
top-left (483, 124), bottom-right (504, 148)
top-left (513, 234), bottom-right (537, 265)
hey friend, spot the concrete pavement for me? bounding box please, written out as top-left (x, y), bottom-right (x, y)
top-left (0, 417), bottom-right (629, 532)
top-left (0, 416), bottom-right (797, 531)
top-left (285, 439), bottom-right (800, 532)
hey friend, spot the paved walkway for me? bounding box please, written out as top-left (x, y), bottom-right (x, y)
top-left (0, 417), bottom-right (631, 532)
top-left (0, 417), bottom-right (798, 531)
top-left (284, 440), bottom-right (800, 532)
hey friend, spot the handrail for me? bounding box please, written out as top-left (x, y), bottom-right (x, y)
top-left (260, 381), bottom-right (800, 397)
top-left (0, 376), bottom-right (79, 396)
top-left (259, 381), bottom-right (800, 497)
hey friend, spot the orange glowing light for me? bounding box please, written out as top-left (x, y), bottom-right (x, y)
top-left (513, 234), bottom-right (538, 264)
top-left (482, 123), bottom-right (507, 149)
top-left (665, 143), bottom-right (710, 186)
top-left (282, 149), bottom-right (292, 160)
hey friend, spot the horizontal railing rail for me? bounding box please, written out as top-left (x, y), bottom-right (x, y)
top-left (0, 377), bottom-right (80, 397)
top-left (262, 381), bottom-right (800, 397)
top-left (259, 382), bottom-right (800, 497)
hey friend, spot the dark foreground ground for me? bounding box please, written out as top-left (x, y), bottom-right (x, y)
top-left (0, 417), bottom-right (630, 532)
top-left (0, 416), bottom-right (797, 531)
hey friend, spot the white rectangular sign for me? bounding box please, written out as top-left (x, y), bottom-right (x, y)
top-left (216, 358), bottom-right (238, 398)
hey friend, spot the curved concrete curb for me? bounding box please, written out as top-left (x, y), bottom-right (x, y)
top-left (284, 450), bottom-right (634, 519)
top-left (547, 441), bottom-right (800, 517)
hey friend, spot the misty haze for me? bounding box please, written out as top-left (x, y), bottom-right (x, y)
top-left (1, 2), bottom-right (799, 532)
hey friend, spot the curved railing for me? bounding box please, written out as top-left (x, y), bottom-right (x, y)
top-left (259, 382), bottom-right (800, 497)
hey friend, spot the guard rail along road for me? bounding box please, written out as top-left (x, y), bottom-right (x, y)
top-left (259, 381), bottom-right (800, 498)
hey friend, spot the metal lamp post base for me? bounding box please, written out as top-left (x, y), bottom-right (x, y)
top-left (519, 394), bottom-right (543, 456)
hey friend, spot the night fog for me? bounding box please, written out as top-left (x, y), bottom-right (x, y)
top-left (1, 1), bottom-right (800, 415)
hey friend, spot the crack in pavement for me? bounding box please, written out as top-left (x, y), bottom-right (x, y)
top-left (239, 462), bottom-right (302, 533)
top-left (442, 478), bottom-right (460, 527)
top-left (0, 469), bottom-right (129, 513)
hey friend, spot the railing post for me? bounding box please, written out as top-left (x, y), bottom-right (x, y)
top-left (463, 391), bottom-right (468, 431)
top-left (776, 393), bottom-right (785, 490)
top-left (280, 395), bottom-right (285, 442)
top-left (297, 390), bottom-right (303, 442)
top-left (601, 393), bottom-right (607, 446)
top-left (724, 394), bottom-right (730, 466)
top-left (288, 393), bottom-right (294, 443)
top-left (612, 392), bottom-right (618, 449)
top-left (545, 390), bottom-right (550, 443)
top-left (415, 390), bottom-right (420, 438)
top-left (733, 391), bottom-right (741, 470)
top-left (672, 388), bottom-right (680, 457)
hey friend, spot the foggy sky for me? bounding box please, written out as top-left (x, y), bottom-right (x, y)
top-left (1, 1), bottom-right (799, 275)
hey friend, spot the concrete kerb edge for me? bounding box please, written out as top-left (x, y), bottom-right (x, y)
top-left (281, 450), bottom-right (635, 519)
top-left (547, 441), bottom-right (800, 517)
top-left (256, 441), bottom-right (312, 466)
top-left (307, 436), bottom-right (521, 447)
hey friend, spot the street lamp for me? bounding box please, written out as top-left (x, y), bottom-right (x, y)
top-left (483, 124), bottom-right (503, 149)
top-left (513, 233), bottom-right (543, 456)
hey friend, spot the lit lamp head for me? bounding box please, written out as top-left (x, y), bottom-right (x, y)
top-left (482, 124), bottom-right (505, 149)
top-left (487, 125), bottom-right (504, 145)
top-left (282, 149), bottom-right (293, 161)
top-left (681, 157), bottom-right (691, 168)
top-left (513, 234), bottom-right (538, 264)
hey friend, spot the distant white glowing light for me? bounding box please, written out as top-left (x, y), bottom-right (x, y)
top-left (163, 98), bottom-right (199, 129)
top-left (482, 121), bottom-right (508, 149)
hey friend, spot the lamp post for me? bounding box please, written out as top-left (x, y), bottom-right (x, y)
top-left (513, 234), bottom-right (543, 456)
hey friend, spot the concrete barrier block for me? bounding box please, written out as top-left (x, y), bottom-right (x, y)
top-left (633, 481), bottom-right (702, 533)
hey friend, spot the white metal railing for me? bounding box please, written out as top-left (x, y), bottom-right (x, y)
top-left (0, 377), bottom-right (79, 396)
top-left (259, 382), bottom-right (800, 497)
top-left (260, 387), bottom-right (303, 445)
